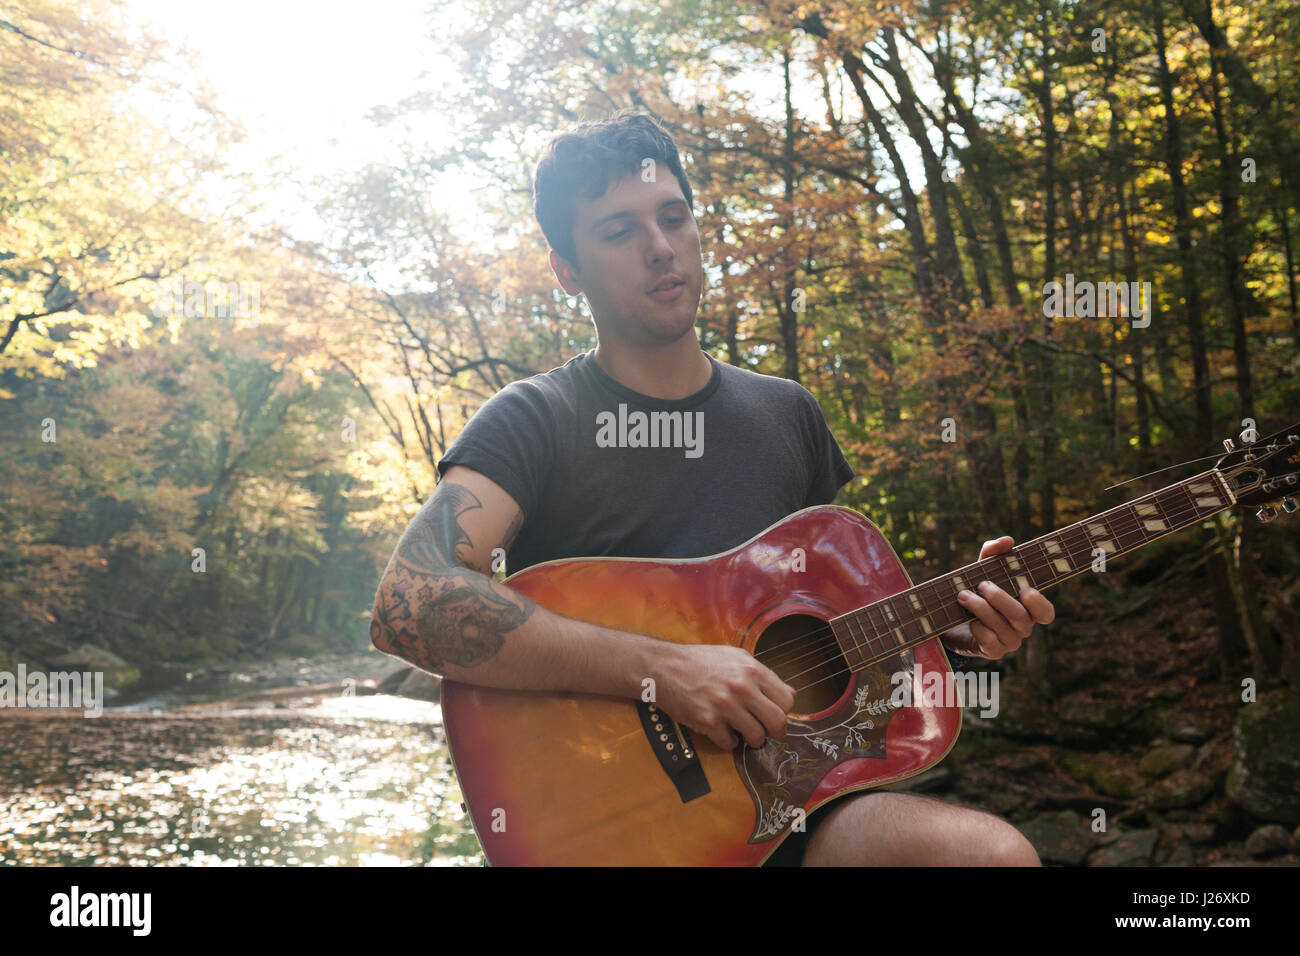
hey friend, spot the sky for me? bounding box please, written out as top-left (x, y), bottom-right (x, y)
top-left (119, 0), bottom-right (935, 260)
top-left (123, 0), bottom-right (487, 243)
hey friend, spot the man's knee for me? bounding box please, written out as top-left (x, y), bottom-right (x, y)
top-left (804, 792), bottom-right (1041, 866)
top-left (989, 825), bottom-right (1042, 867)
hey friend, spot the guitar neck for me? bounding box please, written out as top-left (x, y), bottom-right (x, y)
top-left (831, 469), bottom-right (1238, 670)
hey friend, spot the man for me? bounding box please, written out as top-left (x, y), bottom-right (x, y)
top-left (369, 110), bottom-right (1055, 866)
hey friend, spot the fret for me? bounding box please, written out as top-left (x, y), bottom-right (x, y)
top-left (865, 607), bottom-right (890, 655)
top-left (1092, 512), bottom-right (1122, 559)
top-left (842, 469), bottom-right (1252, 676)
top-left (831, 617), bottom-right (861, 669)
top-left (879, 597), bottom-right (908, 647)
top-left (1168, 483), bottom-right (1196, 529)
top-left (1186, 474), bottom-right (1229, 513)
top-left (918, 580), bottom-right (946, 634)
top-left (993, 554), bottom-right (1021, 595)
top-left (1061, 524), bottom-right (1093, 575)
top-left (1151, 487), bottom-right (1184, 531)
top-left (1133, 493), bottom-right (1169, 537)
top-left (1110, 502), bottom-right (1149, 551)
top-left (842, 614), bottom-right (870, 665)
top-left (1039, 532), bottom-right (1074, 577)
top-left (863, 605), bottom-right (887, 650)
top-left (1023, 539), bottom-right (1052, 587)
top-left (843, 611), bottom-right (868, 664)
top-left (1170, 482), bottom-right (1205, 526)
top-left (1001, 548), bottom-right (1035, 594)
top-left (895, 597), bottom-right (923, 644)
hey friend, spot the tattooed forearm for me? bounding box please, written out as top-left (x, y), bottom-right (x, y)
top-left (370, 482), bottom-right (535, 672)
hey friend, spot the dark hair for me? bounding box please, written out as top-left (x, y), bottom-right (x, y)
top-left (532, 109), bottom-right (694, 272)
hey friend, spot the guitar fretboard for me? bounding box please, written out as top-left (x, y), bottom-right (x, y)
top-left (829, 469), bottom-right (1236, 670)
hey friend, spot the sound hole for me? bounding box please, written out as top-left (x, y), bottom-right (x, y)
top-left (753, 614), bottom-right (848, 717)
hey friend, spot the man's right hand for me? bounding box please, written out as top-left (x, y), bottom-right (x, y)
top-left (653, 643), bottom-right (796, 751)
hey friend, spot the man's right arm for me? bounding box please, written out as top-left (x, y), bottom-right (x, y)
top-left (368, 465), bottom-right (795, 749)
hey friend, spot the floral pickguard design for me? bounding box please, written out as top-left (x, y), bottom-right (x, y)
top-left (735, 651), bottom-right (912, 842)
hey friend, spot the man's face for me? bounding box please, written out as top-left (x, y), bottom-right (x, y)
top-left (550, 169), bottom-right (703, 348)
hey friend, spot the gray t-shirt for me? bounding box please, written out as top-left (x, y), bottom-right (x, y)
top-left (436, 349), bottom-right (855, 574)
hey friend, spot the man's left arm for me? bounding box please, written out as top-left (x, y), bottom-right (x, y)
top-left (942, 535), bottom-right (1056, 660)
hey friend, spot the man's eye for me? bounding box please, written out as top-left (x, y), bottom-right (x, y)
top-left (605, 229), bottom-right (629, 241)
top-left (664, 217), bottom-right (686, 226)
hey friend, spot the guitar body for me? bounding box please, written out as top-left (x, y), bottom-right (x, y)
top-left (442, 505), bottom-right (962, 866)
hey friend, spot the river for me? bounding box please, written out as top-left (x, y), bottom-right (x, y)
top-left (0, 654), bottom-right (483, 866)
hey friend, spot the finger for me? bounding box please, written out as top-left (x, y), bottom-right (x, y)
top-left (978, 535), bottom-right (1015, 559)
top-left (724, 703), bottom-right (770, 750)
top-left (747, 693), bottom-right (792, 740)
top-left (754, 664), bottom-right (798, 714)
top-left (976, 580), bottom-right (1035, 636)
top-left (1019, 587), bottom-right (1056, 626)
top-left (969, 620), bottom-right (1015, 660)
top-left (958, 586), bottom-right (1024, 653)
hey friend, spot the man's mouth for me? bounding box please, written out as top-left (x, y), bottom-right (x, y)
top-left (648, 276), bottom-right (684, 293)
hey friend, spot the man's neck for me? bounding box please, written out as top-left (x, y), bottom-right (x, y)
top-left (593, 335), bottom-right (713, 401)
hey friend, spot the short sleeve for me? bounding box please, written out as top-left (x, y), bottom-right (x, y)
top-left (800, 389), bottom-right (855, 507)
top-left (435, 381), bottom-right (554, 520)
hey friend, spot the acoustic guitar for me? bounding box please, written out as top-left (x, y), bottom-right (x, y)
top-left (442, 421), bottom-right (1298, 865)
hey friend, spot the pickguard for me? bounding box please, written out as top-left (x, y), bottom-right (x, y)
top-left (734, 650), bottom-right (912, 842)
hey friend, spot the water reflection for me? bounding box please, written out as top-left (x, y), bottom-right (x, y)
top-left (0, 693), bottom-right (484, 866)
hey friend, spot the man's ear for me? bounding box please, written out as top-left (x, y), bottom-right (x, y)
top-left (549, 249), bottom-right (583, 297)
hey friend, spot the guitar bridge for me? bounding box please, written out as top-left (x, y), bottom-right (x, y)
top-left (635, 699), bottom-right (710, 802)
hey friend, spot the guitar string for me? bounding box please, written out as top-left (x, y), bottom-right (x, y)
top-left (782, 491), bottom-right (1212, 691)
top-left (755, 491), bottom-right (1212, 696)
top-left (750, 482), bottom-right (1212, 673)
top-left (753, 490), bottom-right (1208, 674)
top-left (756, 456), bottom-right (1289, 694)
top-left (781, 496), bottom-right (1211, 697)
top-left (754, 478), bottom-right (1206, 671)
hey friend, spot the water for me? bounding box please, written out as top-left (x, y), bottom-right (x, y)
top-left (0, 679), bottom-right (484, 867)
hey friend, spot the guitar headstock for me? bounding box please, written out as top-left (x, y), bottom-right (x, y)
top-left (1214, 421), bottom-right (1300, 522)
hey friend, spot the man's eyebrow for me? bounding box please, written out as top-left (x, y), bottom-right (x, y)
top-left (590, 198), bottom-right (690, 232)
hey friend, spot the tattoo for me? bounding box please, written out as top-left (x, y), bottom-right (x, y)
top-left (372, 482), bottom-right (535, 672)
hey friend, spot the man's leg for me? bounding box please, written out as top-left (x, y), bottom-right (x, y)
top-left (801, 791), bottom-right (1041, 866)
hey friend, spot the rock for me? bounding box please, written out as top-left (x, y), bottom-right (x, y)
top-left (1160, 843), bottom-right (1196, 866)
top-left (1139, 744), bottom-right (1196, 778)
top-left (1055, 693), bottom-right (1148, 746)
top-left (1157, 710), bottom-right (1212, 744)
top-left (882, 765), bottom-right (952, 793)
top-left (1225, 692), bottom-right (1300, 824)
top-left (1062, 753), bottom-right (1142, 799)
top-left (50, 643), bottom-right (130, 671)
top-left (1244, 824), bottom-right (1292, 856)
top-left (1018, 818), bottom-right (1094, 865)
top-left (376, 666), bottom-right (410, 694)
top-left (1088, 828), bottom-right (1158, 866)
top-left (1146, 769), bottom-right (1215, 810)
top-left (48, 643), bottom-right (139, 691)
top-left (1160, 821), bottom-right (1216, 845)
top-left (395, 668), bottom-right (441, 702)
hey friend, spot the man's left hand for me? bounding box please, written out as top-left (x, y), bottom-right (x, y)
top-left (945, 535), bottom-right (1055, 660)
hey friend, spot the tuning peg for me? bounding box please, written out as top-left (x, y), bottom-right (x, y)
top-left (1283, 498), bottom-right (1298, 514)
top-left (1256, 505), bottom-right (1279, 523)
top-left (1223, 438), bottom-right (1235, 452)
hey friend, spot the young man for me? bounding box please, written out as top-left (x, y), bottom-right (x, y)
top-left (369, 110), bottom-right (1055, 866)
